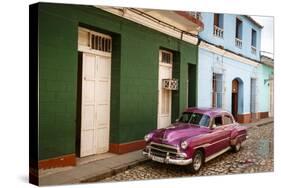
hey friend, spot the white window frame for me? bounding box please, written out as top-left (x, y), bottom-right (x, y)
top-left (78, 27), bottom-right (112, 57)
top-left (159, 50), bottom-right (173, 66)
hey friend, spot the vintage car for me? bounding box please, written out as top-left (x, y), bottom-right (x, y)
top-left (143, 107), bottom-right (248, 173)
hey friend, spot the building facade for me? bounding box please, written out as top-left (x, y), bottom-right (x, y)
top-left (260, 55), bottom-right (274, 117)
top-left (30, 3), bottom-right (203, 169)
top-left (197, 13), bottom-right (273, 123)
top-left (30, 3), bottom-right (274, 173)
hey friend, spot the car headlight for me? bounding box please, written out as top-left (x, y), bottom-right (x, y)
top-left (144, 134), bottom-right (151, 142)
top-left (180, 140), bottom-right (188, 149)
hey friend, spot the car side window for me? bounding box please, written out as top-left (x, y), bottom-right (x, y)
top-left (213, 116), bottom-right (223, 127)
top-left (223, 115), bottom-right (233, 125)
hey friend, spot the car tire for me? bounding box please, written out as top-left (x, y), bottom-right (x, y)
top-left (189, 150), bottom-right (204, 173)
top-left (232, 140), bottom-right (241, 152)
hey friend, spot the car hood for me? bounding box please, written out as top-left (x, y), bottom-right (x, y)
top-left (150, 123), bottom-right (209, 145)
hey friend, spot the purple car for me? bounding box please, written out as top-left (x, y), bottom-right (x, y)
top-left (143, 107), bottom-right (248, 173)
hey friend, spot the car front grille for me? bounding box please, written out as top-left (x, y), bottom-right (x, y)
top-left (150, 142), bottom-right (178, 158)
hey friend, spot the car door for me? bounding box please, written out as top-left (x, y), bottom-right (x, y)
top-left (207, 115), bottom-right (230, 155)
top-left (221, 113), bottom-right (236, 146)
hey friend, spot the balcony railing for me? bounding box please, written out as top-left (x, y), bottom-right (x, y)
top-left (188, 12), bottom-right (202, 21)
top-left (235, 38), bottom-right (242, 48)
top-left (213, 25), bottom-right (224, 38)
top-left (251, 46), bottom-right (257, 54)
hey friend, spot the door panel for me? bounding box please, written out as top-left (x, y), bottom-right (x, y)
top-left (232, 79), bottom-right (239, 120)
top-left (81, 130), bottom-right (94, 157)
top-left (96, 105), bottom-right (109, 126)
top-left (205, 117), bottom-right (230, 156)
top-left (232, 93), bottom-right (238, 120)
top-left (96, 56), bottom-right (111, 79)
top-left (96, 81), bottom-right (110, 103)
top-left (83, 81), bottom-right (95, 103)
top-left (82, 105), bottom-right (95, 130)
top-left (94, 127), bottom-right (109, 153)
top-left (158, 65), bottom-right (172, 129)
top-left (80, 52), bottom-right (111, 157)
top-left (94, 54), bottom-right (111, 154)
top-left (206, 128), bottom-right (227, 155)
top-left (158, 50), bottom-right (173, 129)
top-left (84, 54), bottom-right (96, 79)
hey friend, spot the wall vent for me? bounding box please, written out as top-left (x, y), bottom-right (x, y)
top-left (162, 79), bottom-right (178, 90)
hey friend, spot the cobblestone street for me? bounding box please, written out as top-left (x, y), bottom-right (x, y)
top-left (100, 123), bottom-right (273, 182)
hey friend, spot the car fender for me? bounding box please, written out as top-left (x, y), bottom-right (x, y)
top-left (230, 126), bottom-right (247, 145)
top-left (185, 134), bottom-right (209, 159)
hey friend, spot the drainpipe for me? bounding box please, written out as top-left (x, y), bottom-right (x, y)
top-left (180, 31), bottom-right (184, 40)
top-left (196, 37), bottom-right (202, 46)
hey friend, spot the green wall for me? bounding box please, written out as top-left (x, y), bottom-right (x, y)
top-left (37, 3), bottom-right (198, 160)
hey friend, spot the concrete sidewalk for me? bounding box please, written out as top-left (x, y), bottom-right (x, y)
top-left (39, 150), bottom-right (147, 186)
top-left (242, 117), bottom-right (274, 128)
top-left (39, 117), bottom-right (274, 186)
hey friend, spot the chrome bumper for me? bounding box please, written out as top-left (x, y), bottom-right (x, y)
top-left (142, 150), bottom-right (192, 166)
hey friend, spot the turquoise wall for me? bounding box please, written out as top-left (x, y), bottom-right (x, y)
top-left (256, 64), bottom-right (273, 112)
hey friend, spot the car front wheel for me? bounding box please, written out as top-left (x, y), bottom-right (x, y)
top-left (189, 150), bottom-right (204, 173)
top-left (232, 141), bottom-right (241, 152)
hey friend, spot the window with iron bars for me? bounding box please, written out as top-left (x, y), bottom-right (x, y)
top-left (78, 28), bottom-right (112, 53)
top-left (212, 73), bottom-right (224, 108)
top-left (91, 34), bottom-right (112, 53)
top-left (161, 50), bottom-right (173, 64)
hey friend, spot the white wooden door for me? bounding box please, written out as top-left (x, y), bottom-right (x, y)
top-left (80, 53), bottom-right (111, 157)
top-left (158, 50), bottom-right (173, 129)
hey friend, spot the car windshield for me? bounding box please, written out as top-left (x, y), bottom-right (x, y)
top-left (179, 112), bottom-right (210, 127)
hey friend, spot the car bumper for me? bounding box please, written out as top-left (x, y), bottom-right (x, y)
top-left (142, 150), bottom-right (192, 166)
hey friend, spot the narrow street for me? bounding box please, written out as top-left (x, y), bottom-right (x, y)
top-left (100, 123), bottom-right (273, 182)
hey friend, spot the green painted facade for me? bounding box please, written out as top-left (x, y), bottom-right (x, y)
top-left (37, 3), bottom-right (198, 160)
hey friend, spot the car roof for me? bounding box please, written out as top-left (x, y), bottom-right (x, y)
top-left (184, 107), bottom-right (231, 118)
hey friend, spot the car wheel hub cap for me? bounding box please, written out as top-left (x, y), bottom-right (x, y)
top-left (236, 143), bottom-right (241, 150)
top-left (193, 154), bottom-right (202, 170)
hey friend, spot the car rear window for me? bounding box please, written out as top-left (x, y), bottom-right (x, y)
top-left (223, 115), bottom-right (233, 124)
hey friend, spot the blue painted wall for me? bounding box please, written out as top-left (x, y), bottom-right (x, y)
top-left (197, 48), bottom-right (273, 115)
top-left (199, 13), bottom-right (262, 61)
top-left (198, 48), bottom-right (251, 114)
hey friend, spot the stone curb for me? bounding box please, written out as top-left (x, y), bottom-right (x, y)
top-left (81, 158), bottom-right (149, 183)
top-left (243, 118), bottom-right (273, 129)
top-left (256, 121), bottom-right (273, 127)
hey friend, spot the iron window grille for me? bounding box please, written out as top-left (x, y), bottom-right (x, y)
top-left (161, 51), bottom-right (173, 64)
top-left (91, 34), bottom-right (112, 52)
top-left (78, 27), bottom-right (112, 53)
top-left (212, 73), bottom-right (224, 108)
